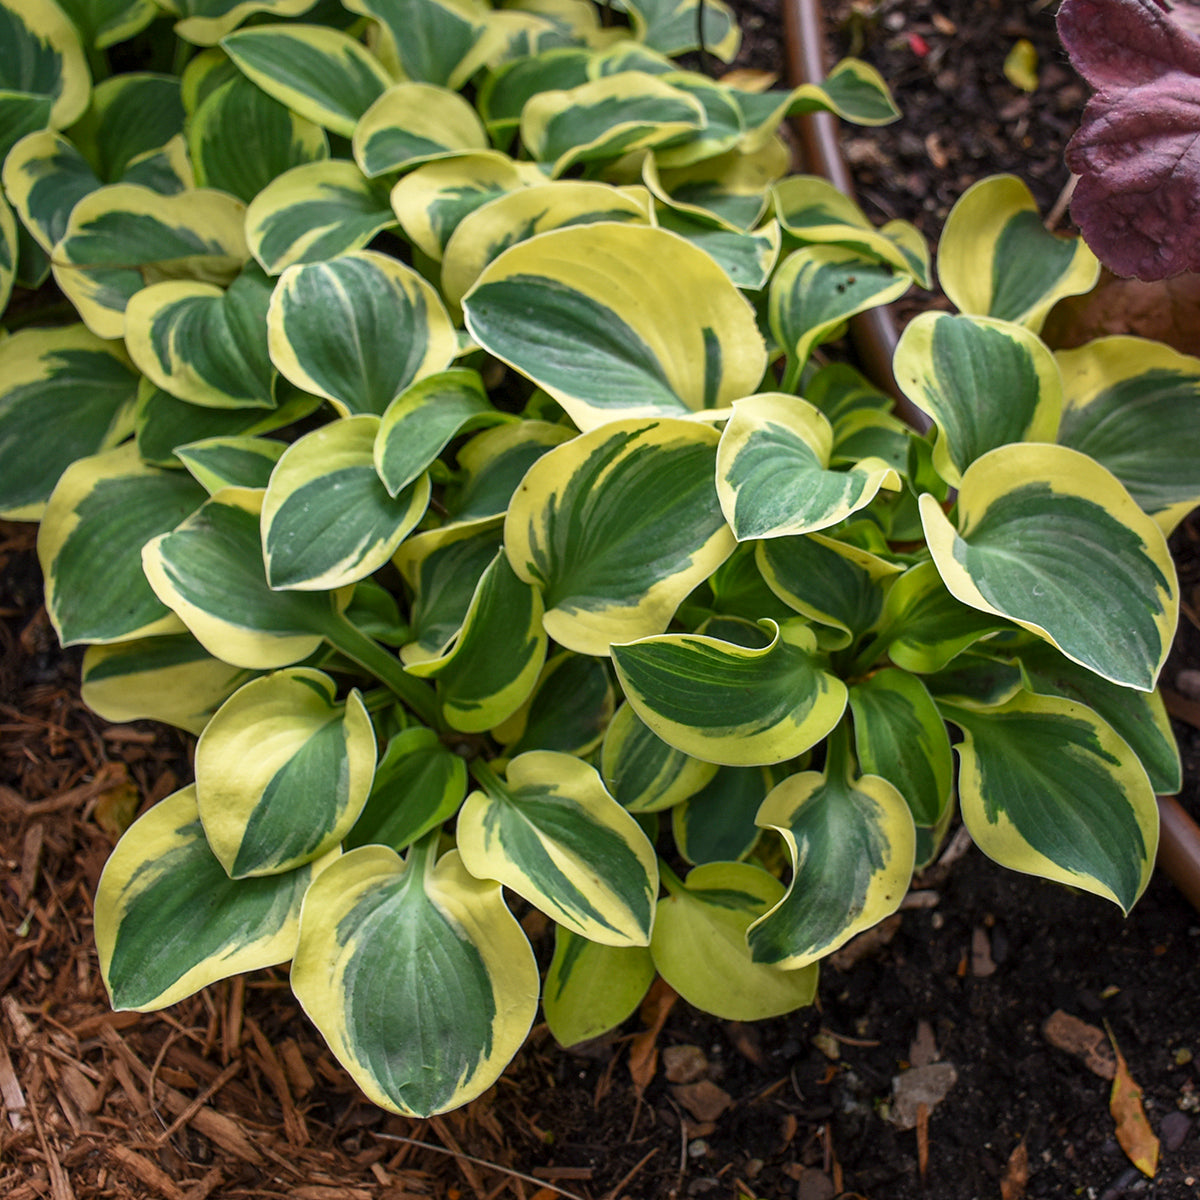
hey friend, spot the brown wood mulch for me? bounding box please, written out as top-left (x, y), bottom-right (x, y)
top-left (2, 518), bottom-right (603, 1200)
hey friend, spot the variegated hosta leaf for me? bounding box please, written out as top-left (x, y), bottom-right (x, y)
top-left (0, 183), bottom-right (17, 313)
top-left (344, 726), bottom-right (467, 852)
top-left (221, 24), bottom-right (392, 137)
top-left (716, 393), bottom-right (901, 541)
top-left (175, 435), bottom-right (287, 493)
top-left (848, 669), bottom-right (953, 865)
top-left (54, 0), bottom-right (156, 49)
top-left (141, 488), bottom-right (341, 668)
top-left (342, 578), bottom-right (407, 647)
top-left (134, 377), bottom-right (321, 468)
top-left (70, 72), bottom-right (187, 182)
top-left (1016, 641), bottom-right (1181, 795)
top-left (894, 312), bottom-right (1062, 488)
top-left (806, 56), bottom-right (900, 125)
top-left (623, 0), bottom-right (739, 60)
top-left (691, 541), bottom-right (797, 626)
top-left (0, 0), bottom-right (90, 160)
top-left (877, 559), bottom-right (1013, 675)
top-left (543, 927), bottom-right (655, 1048)
top-left (653, 207), bottom-right (779, 291)
top-left (757, 533), bottom-right (900, 650)
top-left (38, 443), bottom-right (206, 645)
top-left (443, 420), bottom-right (574, 528)
top-left (96, 786), bottom-right (332, 1010)
top-left (163, 0), bottom-right (317, 45)
top-left (1056, 336), bottom-right (1200, 536)
top-left (291, 840), bottom-right (539, 1117)
top-left (805, 360), bottom-right (894, 425)
top-left (262, 415), bottom-right (430, 591)
top-left (476, 47), bottom-right (591, 135)
top-left (81, 632), bottom-right (257, 735)
top-left (406, 551), bottom-right (547, 732)
top-left (0, 325), bottom-right (138, 520)
top-left (651, 72), bottom-right (744, 169)
top-left (345, 0), bottom-right (488, 90)
top-left (923, 651), bottom-right (1025, 711)
top-left (457, 752), bottom-right (658, 946)
top-left (188, 72), bottom-right (328, 204)
top-left (246, 160), bottom-right (397, 275)
top-left (672, 764), bottom-right (781, 864)
top-left (268, 250), bottom-right (458, 417)
top-left (353, 82), bottom-right (488, 177)
top-left (394, 522), bottom-right (503, 664)
top-left (196, 669), bottom-right (376, 878)
top-left (938, 174), bottom-right (1099, 332)
top-left (520, 72), bottom-right (706, 176)
top-left (389, 151), bottom-right (540, 261)
top-left (124, 264), bottom-right (278, 410)
top-left (773, 174), bottom-right (930, 286)
top-left (2, 131), bottom-right (100, 256)
top-left (601, 701), bottom-right (717, 813)
top-left (943, 692), bottom-right (1159, 913)
top-left (920, 443), bottom-right (1178, 692)
top-left (464, 223), bottom-right (766, 431)
top-left (590, 43), bottom-right (678, 78)
top-left (492, 651), bottom-right (614, 757)
top-left (769, 245), bottom-right (913, 385)
top-left (611, 620), bottom-right (847, 766)
top-left (504, 418), bottom-right (735, 656)
top-left (53, 184), bottom-right (249, 340)
top-left (643, 138), bottom-right (791, 230)
top-left (748, 759), bottom-right (916, 968)
top-left (440, 180), bottom-right (652, 311)
top-left (652, 862), bottom-right (818, 1020)
top-left (375, 368), bottom-right (501, 497)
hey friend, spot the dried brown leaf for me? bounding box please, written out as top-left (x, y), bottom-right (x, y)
top-left (1109, 1039), bottom-right (1160, 1177)
top-left (628, 978), bottom-right (676, 1096)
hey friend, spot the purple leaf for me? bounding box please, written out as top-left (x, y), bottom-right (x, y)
top-left (1058, 0), bottom-right (1200, 279)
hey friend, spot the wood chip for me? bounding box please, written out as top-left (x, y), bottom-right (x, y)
top-left (0, 1038), bottom-right (29, 1130)
top-left (18, 822), bottom-right (43, 906)
top-left (107, 1144), bottom-right (185, 1200)
top-left (1042, 1010), bottom-right (1116, 1080)
top-left (245, 1017), bottom-right (308, 1147)
top-left (180, 1166), bottom-right (224, 1200)
top-left (278, 1038), bottom-right (315, 1097)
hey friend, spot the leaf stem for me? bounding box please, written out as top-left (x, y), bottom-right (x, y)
top-left (320, 612), bottom-right (443, 730)
top-left (657, 858), bottom-right (688, 897)
top-left (848, 629), bottom-right (895, 677)
top-left (824, 717), bottom-right (853, 781)
top-left (468, 756), bottom-right (507, 797)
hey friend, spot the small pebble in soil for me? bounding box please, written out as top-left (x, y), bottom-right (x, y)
top-left (1161, 1109), bottom-right (1193, 1151)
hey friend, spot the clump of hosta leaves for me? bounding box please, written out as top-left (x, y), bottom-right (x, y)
top-left (2, 0), bottom-right (1197, 1120)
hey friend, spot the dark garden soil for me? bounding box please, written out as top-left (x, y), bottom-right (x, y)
top-left (4, 3), bottom-right (1200, 1199)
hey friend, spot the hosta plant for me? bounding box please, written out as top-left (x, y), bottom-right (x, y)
top-left (3, 0), bottom-right (1197, 1119)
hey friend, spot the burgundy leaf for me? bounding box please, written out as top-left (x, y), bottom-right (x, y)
top-left (1059, 0), bottom-right (1200, 279)
top-left (1058, 0), bottom-right (1200, 88)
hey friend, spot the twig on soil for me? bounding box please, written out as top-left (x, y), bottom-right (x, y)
top-left (603, 1146), bottom-right (659, 1200)
top-left (373, 1131), bottom-right (589, 1200)
top-left (1044, 174), bottom-right (1079, 232)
